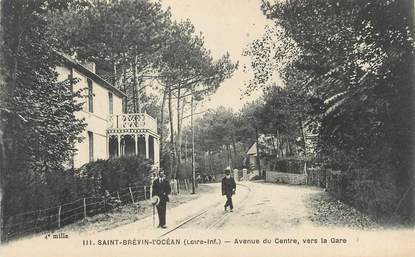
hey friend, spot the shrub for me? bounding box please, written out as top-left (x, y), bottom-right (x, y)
top-left (250, 175), bottom-right (262, 181)
top-left (350, 179), bottom-right (399, 221)
top-left (79, 156), bottom-right (153, 192)
top-left (3, 156), bottom-right (152, 219)
top-left (2, 156), bottom-right (153, 240)
top-left (325, 168), bottom-right (402, 223)
top-left (268, 158), bottom-right (306, 174)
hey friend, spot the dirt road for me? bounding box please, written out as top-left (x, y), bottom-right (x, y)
top-left (173, 181), bottom-right (316, 232)
top-left (2, 181), bottom-right (414, 257)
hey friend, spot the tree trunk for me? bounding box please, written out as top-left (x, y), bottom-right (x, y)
top-left (168, 85), bottom-right (176, 178)
top-left (136, 70), bottom-right (142, 113)
top-left (159, 89), bottom-right (167, 154)
top-left (300, 120), bottom-right (307, 157)
top-left (190, 90), bottom-right (195, 194)
top-left (276, 130), bottom-right (284, 158)
top-left (176, 86), bottom-right (181, 167)
top-left (121, 63), bottom-right (126, 92)
top-left (280, 140), bottom-right (285, 158)
top-left (271, 135), bottom-right (277, 156)
top-left (178, 95), bottom-right (186, 161)
top-left (1, 4), bottom-right (26, 241)
top-left (231, 134), bottom-right (237, 168)
top-left (113, 61), bottom-right (117, 88)
top-left (209, 150), bottom-right (213, 174)
top-left (132, 57), bottom-right (138, 113)
top-left (227, 144), bottom-right (232, 169)
top-left (184, 133), bottom-right (187, 165)
top-left (0, 0), bottom-right (7, 242)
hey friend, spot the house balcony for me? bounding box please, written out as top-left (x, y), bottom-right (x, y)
top-left (106, 113), bottom-right (159, 166)
top-left (107, 113), bottom-right (158, 136)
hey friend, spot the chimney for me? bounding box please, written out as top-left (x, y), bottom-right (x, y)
top-left (84, 62), bottom-right (96, 73)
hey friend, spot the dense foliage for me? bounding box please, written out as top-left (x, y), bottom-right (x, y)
top-left (2, 156), bottom-right (152, 240)
top-left (3, 156), bottom-right (152, 219)
top-left (242, 0), bottom-right (414, 223)
top-left (0, 0), bottom-right (88, 240)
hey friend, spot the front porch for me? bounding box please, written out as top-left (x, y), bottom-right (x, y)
top-left (107, 113), bottom-right (160, 166)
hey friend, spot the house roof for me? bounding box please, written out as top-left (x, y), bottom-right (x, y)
top-left (246, 142), bottom-right (257, 155)
top-left (57, 52), bottom-right (127, 98)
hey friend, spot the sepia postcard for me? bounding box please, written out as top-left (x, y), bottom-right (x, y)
top-left (0, 0), bottom-right (414, 256)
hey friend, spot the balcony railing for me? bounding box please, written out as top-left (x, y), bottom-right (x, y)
top-left (108, 113), bottom-right (157, 133)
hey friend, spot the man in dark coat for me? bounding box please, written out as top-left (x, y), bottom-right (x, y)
top-left (221, 169), bottom-right (236, 212)
top-left (152, 170), bottom-right (171, 228)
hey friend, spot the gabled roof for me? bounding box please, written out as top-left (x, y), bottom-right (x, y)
top-left (57, 52), bottom-right (127, 98)
top-left (246, 142), bottom-right (257, 155)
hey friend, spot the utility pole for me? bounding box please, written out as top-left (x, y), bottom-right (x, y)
top-left (184, 133), bottom-right (187, 165)
top-left (191, 87), bottom-right (196, 194)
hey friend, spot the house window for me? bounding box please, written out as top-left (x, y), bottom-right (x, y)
top-left (108, 92), bottom-right (113, 115)
top-left (87, 78), bottom-right (93, 112)
top-left (88, 131), bottom-right (94, 162)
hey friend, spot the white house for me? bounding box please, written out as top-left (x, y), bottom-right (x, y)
top-left (56, 54), bottom-right (160, 168)
top-left (246, 142), bottom-right (258, 168)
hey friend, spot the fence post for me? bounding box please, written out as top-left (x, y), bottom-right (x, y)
top-left (34, 210), bottom-right (40, 232)
top-left (129, 187), bottom-right (135, 203)
top-left (83, 198), bottom-right (87, 219)
top-left (58, 206), bottom-right (62, 228)
top-left (144, 186), bottom-right (147, 200)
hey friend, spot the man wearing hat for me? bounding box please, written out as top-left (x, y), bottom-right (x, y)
top-left (221, 168), bottom-right (236, 212)
top-left (152, 170), bottom-right (171, 228)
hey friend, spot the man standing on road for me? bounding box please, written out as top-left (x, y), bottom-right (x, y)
top-left (152, 170), bottom-right (171, 228)
top-left (222, 169), bottom-right (236, 212)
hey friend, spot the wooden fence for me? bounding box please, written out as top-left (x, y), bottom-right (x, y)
top-left (2, 184), bottom-right (150, 241)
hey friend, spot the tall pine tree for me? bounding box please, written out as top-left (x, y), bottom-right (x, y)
top-left (1, 0), bottom-right (86, 223)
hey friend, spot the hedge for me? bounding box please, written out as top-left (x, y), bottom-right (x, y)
top-left (321, 169), bottom-right (402, 222)
top-left (2, 156), bottom-right (153, 240)
top-left (77, 156), bottom-right (153, 193)
top-left (267, 158), bottom-right (307, 174)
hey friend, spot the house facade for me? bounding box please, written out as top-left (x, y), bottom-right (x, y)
top-left (57, 54), bottom-right (160, 168)
top-left (244, 142), bottom-right (265, 172)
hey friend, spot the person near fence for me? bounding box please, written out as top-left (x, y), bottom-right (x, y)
top-left (152, 170), bottom-right (171, 228)
top-left (222, 169), bottom-right (236, 212)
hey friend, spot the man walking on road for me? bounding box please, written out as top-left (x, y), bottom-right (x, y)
top-left (222, 169), bottom-right (236, 212)
top-left (152, 170), bottom-right (171, 228)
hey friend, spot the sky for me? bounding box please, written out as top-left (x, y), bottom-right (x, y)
top-left (160, 0), bottom-right (273, 112)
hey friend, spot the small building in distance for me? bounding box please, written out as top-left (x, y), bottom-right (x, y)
top-left (56, 53), bottom-right (160, 168)
top-left (243, 142), bottom-right (262, 179)
top-left (245, 142), bottom-right (258, 169)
